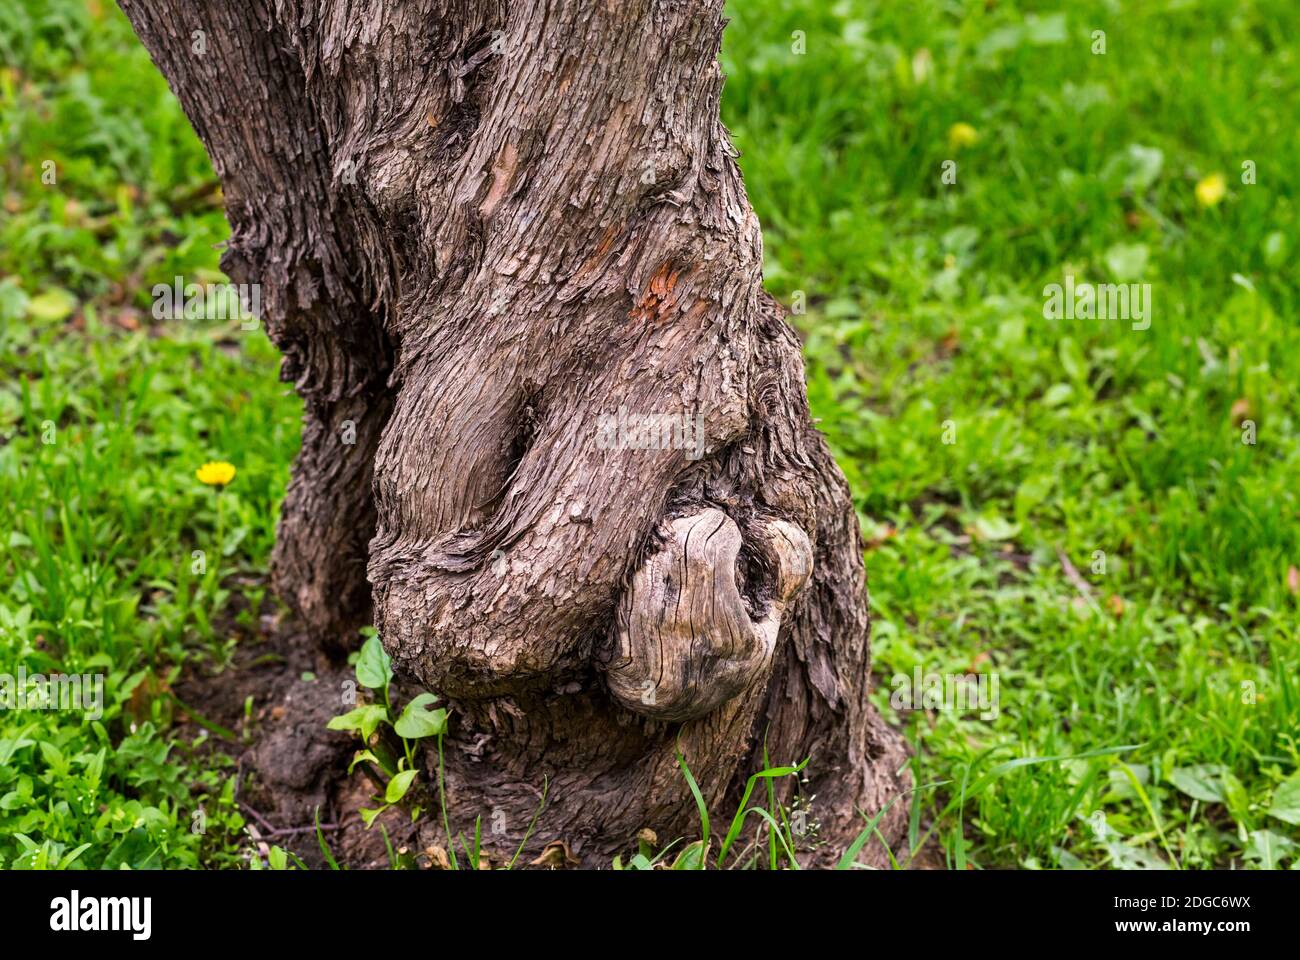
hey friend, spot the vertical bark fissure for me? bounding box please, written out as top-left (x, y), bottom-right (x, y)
top-left (119, 0), bottom-right (398, 650)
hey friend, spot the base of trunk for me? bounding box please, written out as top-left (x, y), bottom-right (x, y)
top-left (183, 606), bottom-right (908, 870)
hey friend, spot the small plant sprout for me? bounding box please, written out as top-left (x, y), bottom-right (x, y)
top-left (327, 629), bottom-right (448, 833)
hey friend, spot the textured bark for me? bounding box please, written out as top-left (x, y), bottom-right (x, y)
top-left (121, 0), bottom-right (909, 867)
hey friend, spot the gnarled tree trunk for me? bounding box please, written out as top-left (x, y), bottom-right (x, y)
top-left (121, 0), bottom-right (909, 867)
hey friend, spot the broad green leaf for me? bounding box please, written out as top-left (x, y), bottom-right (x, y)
top-left (347, 749), bottom-right (380, 774)
top-left (1104, 242), bottom-right (1149, 282)
top-left (57, 843), bottom-right (92, 870)
top-left (385, 769), bottom-right (417, 803)
top-left (1024, 12), bottom-right (1067, 45)
top-left (1058, 336), bottom-right (1086, 381)
top-left (1040, 384), bottom-right (1073, 408)
top-left (1101, 143), bottom-right (1164, 194)
top-left (1105, 840), bottom-right (1170, 870)
top-left (326, 704), bottom-right (388, 741)
top-left (671, 839), bottom-right (707, 870)
top-left (39, 741), bottom-right (67, 774)
top-left (971, 513), bottom-right (1019, 542)
top-left (26, 288), bottom-right (77, 321)
top-left (1169, 764), bottom-right (1227, 803)
top-left (1267, 772), bottom-right (1300, 825)
top-left (393, 694), bottom-right (447, 739)
top-left (1221, 772), bottom-right (1251, 828)
top-left (1263, 231), bottom-right (1287, 267)
top-left (1245, 830), bottom-right (1294, 869)
top-left (355, 633), bottom-right (393, 689)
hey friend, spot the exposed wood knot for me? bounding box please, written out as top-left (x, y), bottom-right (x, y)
top-left (605, 507), bottom-right (813, 721)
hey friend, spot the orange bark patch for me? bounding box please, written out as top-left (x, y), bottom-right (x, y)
top-left (630, 260), bottom-right (687, 323)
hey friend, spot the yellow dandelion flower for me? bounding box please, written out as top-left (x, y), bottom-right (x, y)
top-left (948, 122), bottom-right (978, 151)
top-left (196, 461), bottom-right (237, 487)
top-left (1195, 172), bottom-right (1226, 208)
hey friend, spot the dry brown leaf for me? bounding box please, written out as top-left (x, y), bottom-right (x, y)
top-left (865, 525), bottom-right (897, 551)
top-left (128, 671), bottom-right (172, 724)
top-left (423, 845), bottom-right (451, 870)
top-left (1230, 397), bottom-right (1252, 426)
top-left (530, 840), bottom-right (579, 869)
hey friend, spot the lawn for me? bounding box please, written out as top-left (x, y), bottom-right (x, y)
top-left (1, 0), bottom-right (1297, 869)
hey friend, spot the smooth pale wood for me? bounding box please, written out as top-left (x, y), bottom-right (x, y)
top-left (607, 508), bottom-right (813, 721)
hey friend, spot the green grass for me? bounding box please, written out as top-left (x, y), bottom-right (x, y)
top-left (2, 0), bottom-right (1298, 869)
top-left (0, 0), bottom-right (297, 868)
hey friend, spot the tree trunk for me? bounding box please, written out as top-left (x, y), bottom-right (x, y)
top-left (121, 0), bottom-right (909, 867)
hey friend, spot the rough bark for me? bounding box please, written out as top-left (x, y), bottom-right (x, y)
top-left (121, 0), bottom-right (909, 867)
